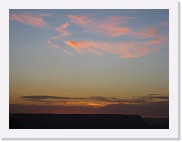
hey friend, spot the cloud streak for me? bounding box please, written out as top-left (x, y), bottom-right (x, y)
top-left (132, 26), bottom-right (159, 39)
top-left (68, 15), bottom-right (131, 37)
top-left (21, 95), bottom-right (84, 100)
top-left (47, 22), bottom-right (73, 55)
top-left (55, 22), bottom-right (71, 37)
top-left (64, 40), bottom-right (153, 58)
top-left (67, 15), bottom-right (165, 40)
top-left (20, 94), bottom-right (169, 107)
top-left (10, 13), bottom-right (50, 28)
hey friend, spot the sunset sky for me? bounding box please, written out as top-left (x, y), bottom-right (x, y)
top-left (9, 9), bottom-right (169, 118)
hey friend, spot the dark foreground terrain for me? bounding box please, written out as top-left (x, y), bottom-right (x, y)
top-left (9, 114), bottom-right (169, 129)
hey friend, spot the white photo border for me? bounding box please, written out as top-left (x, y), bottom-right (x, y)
top-left (0, 0), bottom-right (179, 139)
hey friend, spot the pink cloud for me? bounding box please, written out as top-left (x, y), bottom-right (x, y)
top-left (64, 40), bottom-right (152, 58)
top-left (68, 14), bottom-right (168, 46)
top-left (132, 26), bottom-right (159, 39)
top-left (10, 13), bottom-right (50, 28)
top-left (47, 22), bottom-right (72, 55)
top-left (145, 36), bottom-right (166, 45)
top-left (55, 22), bottom-right (71, 37)
top-left (68, 15), bottom-right (90, 27)
top-left (67, 15), bottom-right (131, 37)
top-left (67, 15), bottom-right (164, 40)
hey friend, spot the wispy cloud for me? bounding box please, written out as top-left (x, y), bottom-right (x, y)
top-left (145, 36), bottom-right (165, 45)
top-left (21, 95), bottom-right (84, 100)
top-left (47, 39), bottom-right (73, 55)
top-left (20, 94), bottom-right (169, 107)
top-left (47, 22), bottom-right (73, 55)
top-left (67, 15), bottom-right (131, 37)
top-left (67, 15), bottom-right (165, 40)
top-left (64, 40), bottom-right (152, 58)
top-left (20, 95), bottom-right (119, 107)
top-left (47, 39), bottom-right (60, 49)
top-left (55, 22), bottom-right (71, 37)
top-left (10, 13), bottom-right (50, 28)
top-left (148, 94), bottom-right (169, 100)
top-left (135, 94), bottom-right (169, 101)
top-left (132, 26), bottom-right (159, 39)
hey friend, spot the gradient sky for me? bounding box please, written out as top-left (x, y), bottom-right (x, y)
top-left (9, 9), bottom-right (169, 117)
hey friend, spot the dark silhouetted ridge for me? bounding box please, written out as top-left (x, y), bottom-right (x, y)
top-left (9, 114), bottom-right (168, 129)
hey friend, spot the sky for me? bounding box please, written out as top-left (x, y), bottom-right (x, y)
top-left (9, 9), bottom-right (169, 118)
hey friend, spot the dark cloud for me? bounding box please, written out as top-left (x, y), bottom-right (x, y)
top-left (87, 96), bottom-right (111, 101)
top-left (21, 95), bottom-right (84, 100)
top-left (87, 96), bottom-right (136, 104)
top-left (21, 96), bottom-right (63, 100)
top-left (135, 94), bottom-right (169, 100)
top-left (20, 95), bottom-right (141, 105)
top-left (27, 99), bottom-right (49, 103)
top-left (20, 94), bottom-right (169, 105)
top-left (20, 95), bottom-right (118, 103)
top-left (149, 96), bottom-right (169, 100)
top-left (148, 94), bottom-right (163, 96)
top-left (147, 94), bottom-right (169, 100)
